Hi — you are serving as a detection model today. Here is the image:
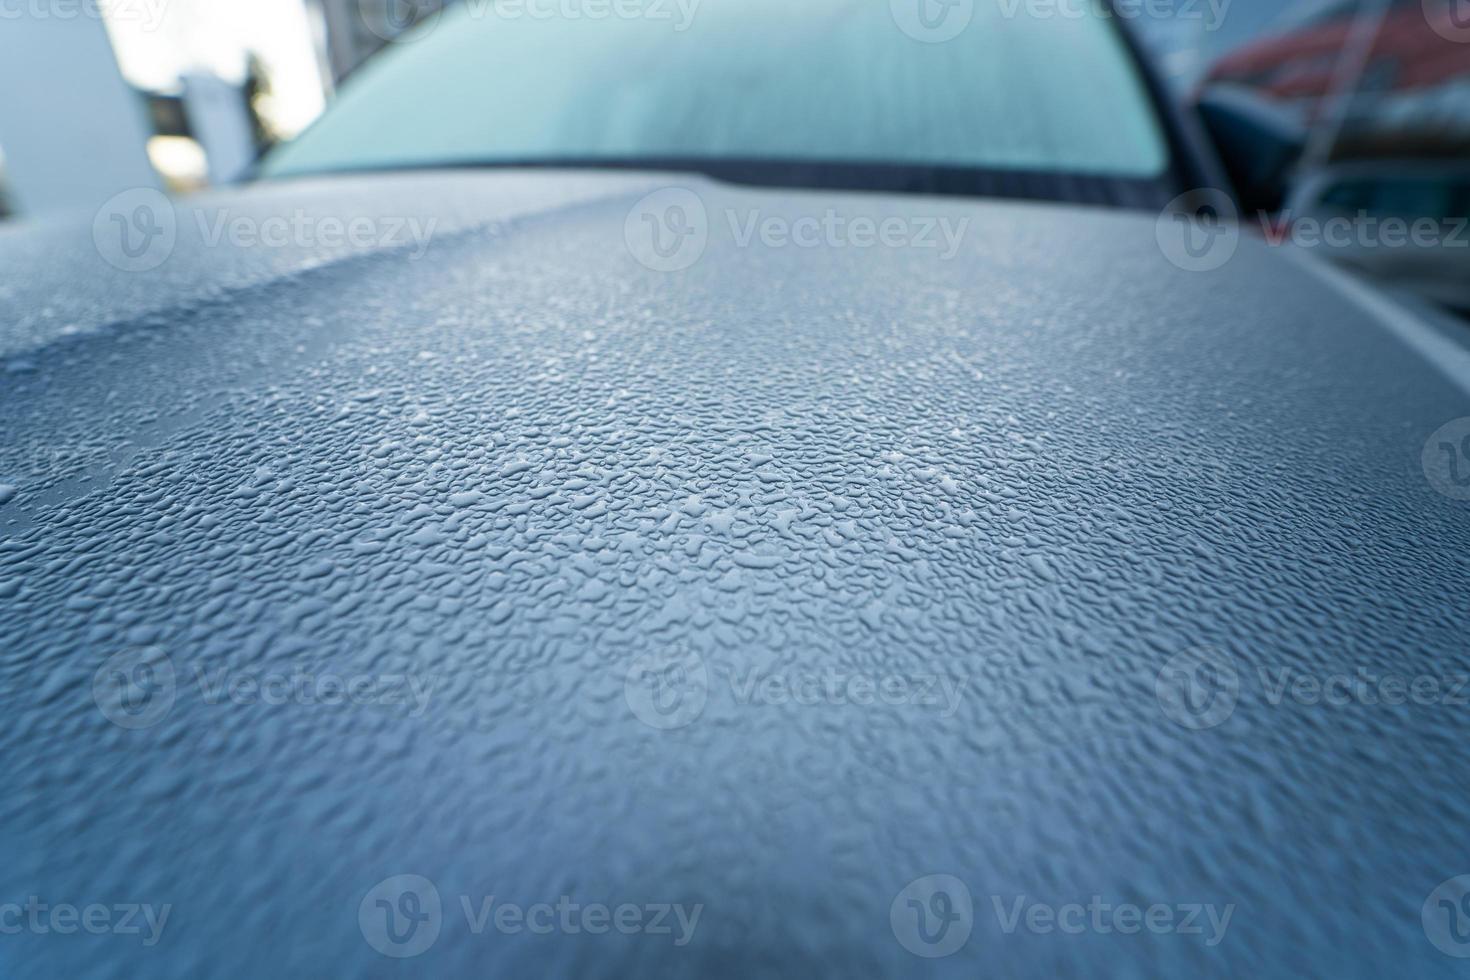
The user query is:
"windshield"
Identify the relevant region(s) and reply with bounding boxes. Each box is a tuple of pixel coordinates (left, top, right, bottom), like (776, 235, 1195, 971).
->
(263, 0, 1171, 189)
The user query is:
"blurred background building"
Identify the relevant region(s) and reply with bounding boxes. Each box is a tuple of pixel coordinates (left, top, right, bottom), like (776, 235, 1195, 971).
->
(1205, 0, 1470, 158)
(0, 0, 1466, 221)
(0, 0, 438, 217)
(309, 0, 448, 82)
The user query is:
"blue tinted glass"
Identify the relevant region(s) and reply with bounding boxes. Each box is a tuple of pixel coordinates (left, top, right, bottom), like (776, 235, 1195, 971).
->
(266, 0, 1168, 179)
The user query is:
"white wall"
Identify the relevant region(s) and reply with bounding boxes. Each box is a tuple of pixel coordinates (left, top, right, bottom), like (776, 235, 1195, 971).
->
(0, 12, 160, 217)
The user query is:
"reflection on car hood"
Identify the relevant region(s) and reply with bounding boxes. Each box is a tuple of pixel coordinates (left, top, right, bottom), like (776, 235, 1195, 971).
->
(2, 170, 1468, 978)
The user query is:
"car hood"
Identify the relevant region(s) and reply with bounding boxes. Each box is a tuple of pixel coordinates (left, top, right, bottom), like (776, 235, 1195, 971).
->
(2, 170, 1469, 978)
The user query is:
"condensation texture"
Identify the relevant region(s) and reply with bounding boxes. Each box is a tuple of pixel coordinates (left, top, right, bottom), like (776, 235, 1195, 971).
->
(1, 171, 1468, 978)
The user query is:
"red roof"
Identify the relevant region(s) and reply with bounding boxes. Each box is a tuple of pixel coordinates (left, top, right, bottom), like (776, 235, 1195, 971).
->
(1208, 7, 1470, 98)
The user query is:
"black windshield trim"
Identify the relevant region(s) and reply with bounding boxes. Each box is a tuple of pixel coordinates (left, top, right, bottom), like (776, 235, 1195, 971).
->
(256, 156, 1177, 210)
